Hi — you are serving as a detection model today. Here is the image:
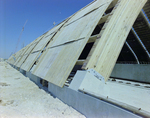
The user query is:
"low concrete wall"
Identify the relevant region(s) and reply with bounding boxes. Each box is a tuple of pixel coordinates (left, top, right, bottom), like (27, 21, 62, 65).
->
(20, 68, 26, 75)
(48, 80, 141, 118)
(26, 71, 41, 85)
(111, 64, 150, 83)
(17, 66, 143, 118)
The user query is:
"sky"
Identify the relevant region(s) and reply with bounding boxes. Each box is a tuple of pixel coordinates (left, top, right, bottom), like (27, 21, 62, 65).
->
(0, 0, 93, 59)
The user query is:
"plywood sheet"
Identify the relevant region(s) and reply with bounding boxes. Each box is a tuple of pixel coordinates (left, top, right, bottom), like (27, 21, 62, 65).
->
(14, 46, 29, 66)
(20, 35, 46, 71)
(32, 2, 112, 87)
(32, 21, 66, 52)
(21, 51, 40, 71)
(8, 54, 17, 65)
(7, 55, 15, 64)
(66, 0, 112, 25)
(33, 39, 87, 87)
(48, 3, 112, 48)
(15, 43, 37, 67)
(12, 47, 27, 65)
(83, 0, 147, 82)
(20, 21, 67, 71)
(32, 34, 53, 52)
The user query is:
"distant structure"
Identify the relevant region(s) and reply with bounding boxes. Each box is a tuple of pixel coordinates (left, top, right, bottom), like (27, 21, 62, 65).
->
(8, 0, 150, 118)
(53, 22, 56, 26)
(0, 58, 4, 62)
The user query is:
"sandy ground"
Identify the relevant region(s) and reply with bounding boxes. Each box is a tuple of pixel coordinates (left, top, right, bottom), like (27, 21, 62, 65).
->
(0, 61, 85, 118)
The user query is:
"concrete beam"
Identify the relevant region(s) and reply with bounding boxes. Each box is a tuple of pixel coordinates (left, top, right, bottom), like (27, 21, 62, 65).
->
(15, 65, 147, 118)
(48, 71, 141, 118)
(111, 64, 150, 83)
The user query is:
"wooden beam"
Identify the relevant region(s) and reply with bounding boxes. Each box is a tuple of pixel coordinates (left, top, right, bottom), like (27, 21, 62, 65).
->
(88, 13, 111, 44)
(76, 60, 85, 65)
(98, 13, 110, 25)
(82, 0, 147, 82)
(107, 0, 119, 10)
(89, 10, 149, 44)
(96, 3, 150, 34)
(88, 34, 98, 43)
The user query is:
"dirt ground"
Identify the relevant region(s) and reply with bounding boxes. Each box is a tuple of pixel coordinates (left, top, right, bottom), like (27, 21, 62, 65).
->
(0, 61, 85, 118)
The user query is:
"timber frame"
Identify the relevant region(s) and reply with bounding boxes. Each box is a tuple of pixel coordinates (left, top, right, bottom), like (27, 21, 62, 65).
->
(8, 0, 150, 86)
(7, 0, 150, 117)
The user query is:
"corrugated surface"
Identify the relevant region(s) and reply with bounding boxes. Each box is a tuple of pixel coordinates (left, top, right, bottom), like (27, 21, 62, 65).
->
(143, 0, 150, 20)
(133, 13, 150, 55)
(117, 0, 150, 63)
(118, 30, 149, 62)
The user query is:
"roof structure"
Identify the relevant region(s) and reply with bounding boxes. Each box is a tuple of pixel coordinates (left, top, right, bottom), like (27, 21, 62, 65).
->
(8, 0, 149, 87)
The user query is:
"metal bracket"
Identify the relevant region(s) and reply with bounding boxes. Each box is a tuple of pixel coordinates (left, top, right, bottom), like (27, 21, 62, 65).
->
(87, 69, 105, 82)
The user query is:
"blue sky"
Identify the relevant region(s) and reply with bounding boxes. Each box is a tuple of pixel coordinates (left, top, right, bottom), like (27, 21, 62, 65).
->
(0, 0, 93, 59)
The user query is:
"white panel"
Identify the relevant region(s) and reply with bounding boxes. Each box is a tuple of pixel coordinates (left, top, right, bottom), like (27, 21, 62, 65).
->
(79, 72, 150, 114)
(66, 0, 112, 25)
(16, 43, 37, 67)
(32, 21, 66, 52)
(48, 3, 110, 48)
(21, 52, 40, 71)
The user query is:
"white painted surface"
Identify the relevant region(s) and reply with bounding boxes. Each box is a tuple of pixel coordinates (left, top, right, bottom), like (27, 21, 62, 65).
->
(79, 71, 150, 113)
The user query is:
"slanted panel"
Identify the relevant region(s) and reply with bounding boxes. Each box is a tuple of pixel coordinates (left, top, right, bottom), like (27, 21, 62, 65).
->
(48, 0, 113, 48)
(32, 21, 66, 52)
(16, 43, 37, 67)
(14, 46, 29, 66)
(32, 1, 112, 87)
(20, 35, 45, 71)
(7, 56, 13, 63)
(8, 55, 15, 64)
(32, 35, 50, 52)
(66, 0, 112, 25)
(33, 39, 87, 86)
(12, 47, 27, 65)
(8, 54, 17, 65)
(83, 0, 147, 82)
(32, 43, 66, 79)
(21, 52, 40, 71)
(20, 21, 66, 71)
